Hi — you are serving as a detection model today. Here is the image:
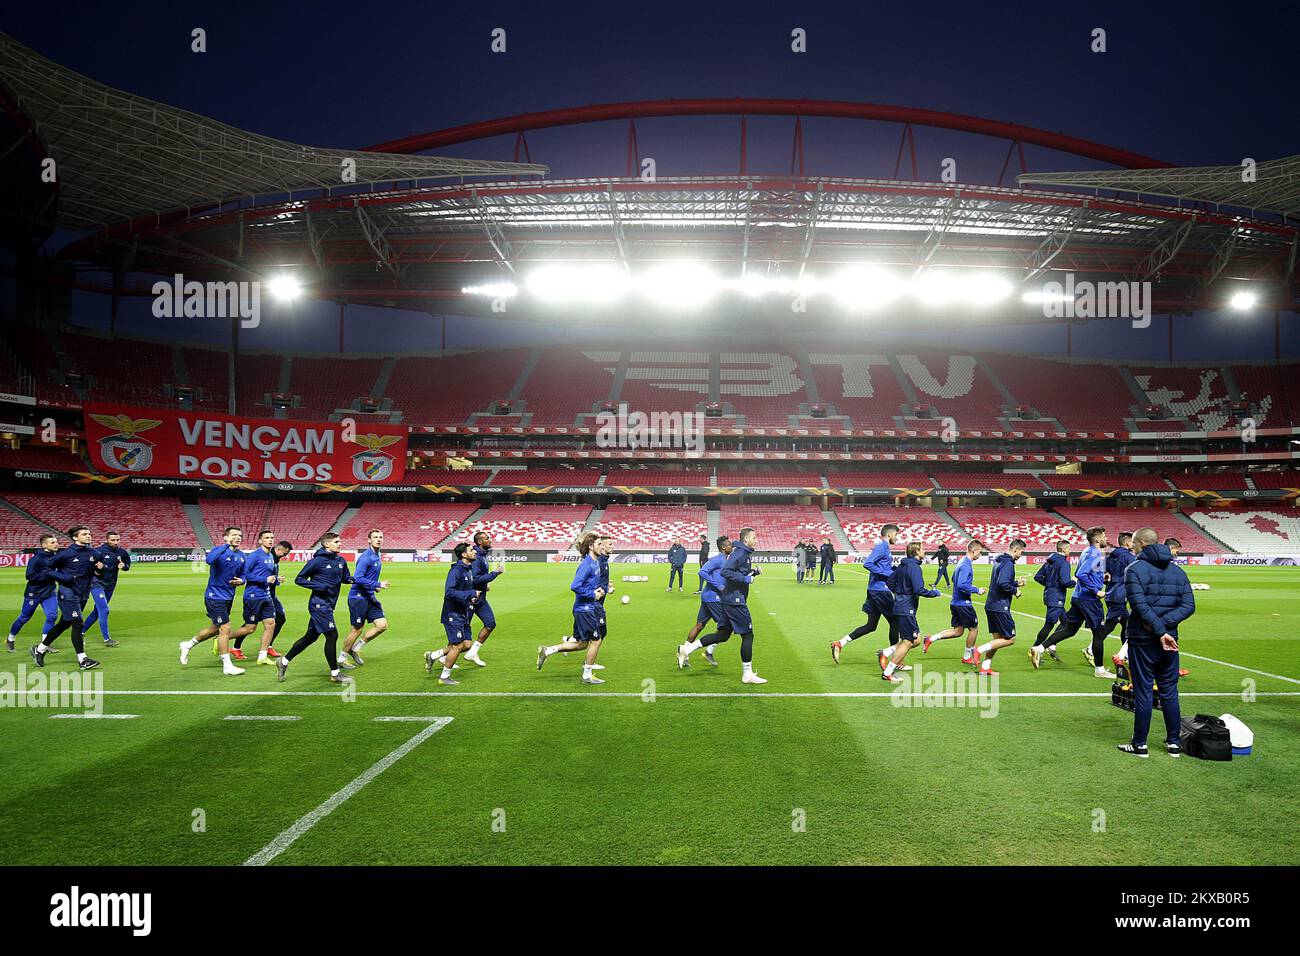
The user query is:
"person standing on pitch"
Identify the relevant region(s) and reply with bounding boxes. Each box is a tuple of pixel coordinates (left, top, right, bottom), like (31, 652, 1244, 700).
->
(7, 532, 61, 653)
(923, 538, 985, 663)
(720, 526, 767, 684)
(461, 530, 502, 667)
(276, 533, 354, 685)
(880, 541, 940, 682)
(677, 535, 734, 668)
(666, 539, 687, 592)
(694, 533, 710, 594)
(30, 525, 102, 671)
(973, 539, 1027, 677)
(425, 541, 479, 686)
(1029, 539, 1074, 668)
(341, 528, 392, 666)
(1117, 528, 1194, 759)
(793, 540, 807, 584)
(931, 542, 951, 587)
(82, 530, 129, 648)
(179, 526, 246, 675)
(819, 538, 836, 584)
(830, 523, 898, 663)
(536, 531, 609, 684)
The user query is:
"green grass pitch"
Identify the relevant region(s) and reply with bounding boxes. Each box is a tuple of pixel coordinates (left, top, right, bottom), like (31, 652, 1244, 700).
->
(1, 561, 1296, 866)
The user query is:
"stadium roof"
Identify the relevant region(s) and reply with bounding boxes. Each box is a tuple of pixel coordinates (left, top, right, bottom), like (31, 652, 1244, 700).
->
(1018, 155, 1300, 221)
(0, 31, 547, 232)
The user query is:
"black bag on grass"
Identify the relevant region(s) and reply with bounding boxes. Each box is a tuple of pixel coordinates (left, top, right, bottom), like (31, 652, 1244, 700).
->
(1180, 714, 1232, 761)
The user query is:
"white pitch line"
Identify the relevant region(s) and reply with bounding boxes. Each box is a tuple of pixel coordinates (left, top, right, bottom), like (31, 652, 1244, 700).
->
(224, 715, 301, 721)
(10, 688, 1298, 700)
(373, 715, 451, 721)
(49, 713, 138, 719)
(243, 716, 453, 867)
(839, 564, 1300, 686)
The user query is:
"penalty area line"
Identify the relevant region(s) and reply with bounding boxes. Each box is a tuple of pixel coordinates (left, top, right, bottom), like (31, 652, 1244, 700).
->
(243, 716, 453, 866)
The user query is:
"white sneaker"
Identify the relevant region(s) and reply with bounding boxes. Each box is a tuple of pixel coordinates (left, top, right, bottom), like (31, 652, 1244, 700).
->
(582, 674, 606, 685)
(1095, 667, 1117, 679)
(741, 671, 768, 685)
(179, 641, 191, 665)
(676, 644, 690, 669)
(223, 664, 246, 676)
(464, 652, 486, 667)
(590, 663, 605, 670)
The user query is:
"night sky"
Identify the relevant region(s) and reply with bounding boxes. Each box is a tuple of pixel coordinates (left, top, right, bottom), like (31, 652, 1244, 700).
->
(4, 1, 1297, 178)
(3, 1, 1297, 359)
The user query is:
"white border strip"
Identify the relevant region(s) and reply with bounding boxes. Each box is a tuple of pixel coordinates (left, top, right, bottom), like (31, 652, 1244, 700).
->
(48, 713, 138, 719)
(243, 717, 453, 866)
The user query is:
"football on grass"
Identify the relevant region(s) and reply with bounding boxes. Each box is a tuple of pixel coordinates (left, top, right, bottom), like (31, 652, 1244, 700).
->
(621, 595, 630, 605)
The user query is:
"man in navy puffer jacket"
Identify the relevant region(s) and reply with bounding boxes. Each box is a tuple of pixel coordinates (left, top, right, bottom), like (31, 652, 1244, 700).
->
(1117, 528, 1195, 759)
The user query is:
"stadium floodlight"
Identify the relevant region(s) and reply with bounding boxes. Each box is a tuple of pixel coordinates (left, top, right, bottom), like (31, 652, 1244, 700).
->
(526, 264, 628, 302)
(827, 267, 904, 310)
(267, 275, 302, 301)
(733, 273, 793, 297)
(637, 263, 720, 306)
(913, 270, 962, 307)
(1021, 288, 1076, 305)
(964, 272, 1014, 307)
(461, 281, 518, 297)
(1229, 291, 1258, 311)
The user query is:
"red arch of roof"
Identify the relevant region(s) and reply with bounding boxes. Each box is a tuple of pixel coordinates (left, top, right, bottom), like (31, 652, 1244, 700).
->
(365, 97, 1172, 170)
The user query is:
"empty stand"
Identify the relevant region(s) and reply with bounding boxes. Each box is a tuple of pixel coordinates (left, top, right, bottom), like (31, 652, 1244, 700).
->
(1248, 471, 1300, 489)
(489, 468, 603, 487)
(827, 470, 935, 488)
(603, 468, 714, 486)
(199, 499, 346, 548)
(518, 349, 616, 426)
(0, 444, 88, 472)
(717, 503, 832, 549)
(1056, 507, 1221, 554)
(806, 353, 907, 429)
(593, 504, 708, 548)
(285, 356, 384, 421)
(718, 351, 809, 426)
(1187, 507, 1300, 553)
(1038, 472, 1172, 490)
(3, 492, 196, 547)
(385, 349, 531, 426)
(896, 352, 1007, 430)
(1130, 366, 1230, 431)
(457, 504, 594, 549)
(931, 471, 1047, 490)
(949, 507, 1083, 551)
(713, 470, 823, 487)
(984, 356, 1134, 431)
(835, 507, 966, 551)
(338, 501, 478, 549)
(617, 351, 710, 414)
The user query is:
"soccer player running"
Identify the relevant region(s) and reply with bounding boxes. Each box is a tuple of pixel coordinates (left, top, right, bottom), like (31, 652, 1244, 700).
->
(719, 526, 767, 684)
(1028, 539, 1074, 668)
(425, 541, 479, 686)
(179, 526, 247, 676)
(1117, 527, 1195, 758)
(536, 531, 609, 684)
(880, 541, 940, 682)
(275, 532, 354, 685)
(341, 528, 392, 667)
(1040, 526, 1113, 678)
(231, 530, 283, 666)
(677, 534, 734, 668)
(7, 532, 61, 653)
(1099, 531, 1136, 666)
(973, 538, 1027, 677)
(30, 526, 103, 671)
(923, 539, 985, 663)
(81, 530, 129, 648)
(460, 530, 502, 667)
(830, 523, 898, 663)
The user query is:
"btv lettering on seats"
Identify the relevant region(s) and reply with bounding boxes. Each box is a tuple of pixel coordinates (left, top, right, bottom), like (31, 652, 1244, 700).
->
(49, 886, 151, 936)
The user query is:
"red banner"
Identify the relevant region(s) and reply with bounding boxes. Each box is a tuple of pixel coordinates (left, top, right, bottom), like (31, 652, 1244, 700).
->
(83, 404, 407, 484)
